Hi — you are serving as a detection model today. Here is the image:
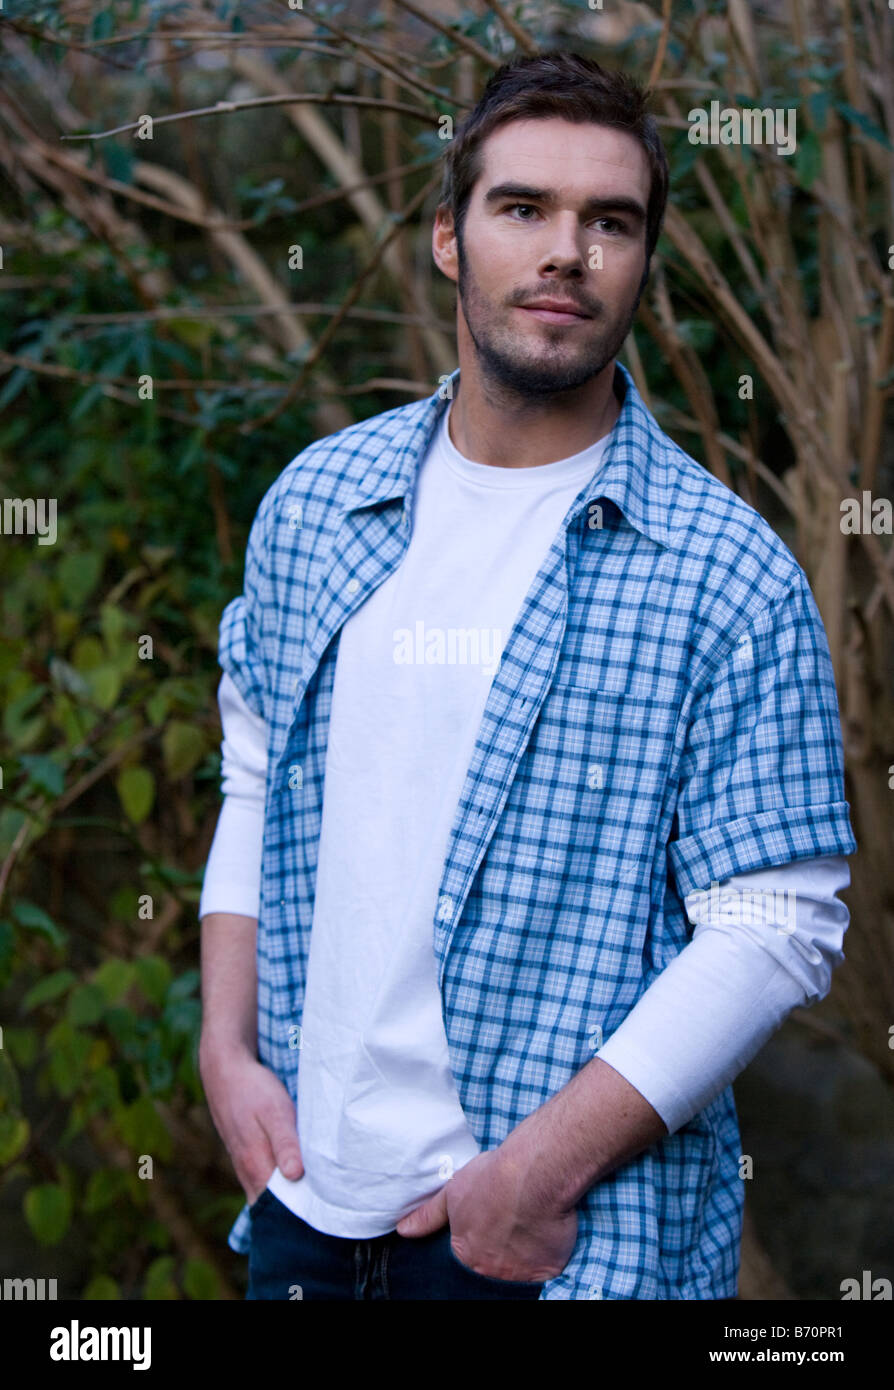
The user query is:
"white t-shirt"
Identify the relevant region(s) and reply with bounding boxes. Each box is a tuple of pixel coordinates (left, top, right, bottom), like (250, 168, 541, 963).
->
(200, 399, 850, 1236)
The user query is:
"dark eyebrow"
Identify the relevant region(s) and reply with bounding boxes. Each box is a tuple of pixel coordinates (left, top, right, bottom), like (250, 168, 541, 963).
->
(483, 183, 646, 224)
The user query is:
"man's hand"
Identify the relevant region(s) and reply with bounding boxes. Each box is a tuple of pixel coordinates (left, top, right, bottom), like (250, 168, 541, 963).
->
(395, 1146, 578, 1284)
(395, 1058, 666, 1282)
(199, 1045, 304, 1205)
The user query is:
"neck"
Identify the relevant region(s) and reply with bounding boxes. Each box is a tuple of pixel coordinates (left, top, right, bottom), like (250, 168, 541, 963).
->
(447, 357, 621, 469)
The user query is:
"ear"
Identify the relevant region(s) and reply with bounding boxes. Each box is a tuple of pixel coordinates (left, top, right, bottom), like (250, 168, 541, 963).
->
(432, 205, 459, 285)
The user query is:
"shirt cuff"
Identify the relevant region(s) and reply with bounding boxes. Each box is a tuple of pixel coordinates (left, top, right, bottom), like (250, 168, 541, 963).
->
(596, 930, 799, 1134)
(594, 856, 850, 1134)
(668, 801, 856, 899)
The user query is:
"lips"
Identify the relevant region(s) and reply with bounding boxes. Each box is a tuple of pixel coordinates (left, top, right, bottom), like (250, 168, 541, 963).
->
(518, 303, 590, 323)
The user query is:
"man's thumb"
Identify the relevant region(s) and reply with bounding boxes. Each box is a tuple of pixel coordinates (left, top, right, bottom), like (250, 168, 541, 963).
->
(269, 1124, 303, 1181)
(396, 1186, 449, 1238)
(278, 1148, 303, 1181)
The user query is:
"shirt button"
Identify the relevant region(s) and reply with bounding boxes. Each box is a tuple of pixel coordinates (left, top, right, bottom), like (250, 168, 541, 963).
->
(436, 894, 454, 923)
(346, 577, 360, 595)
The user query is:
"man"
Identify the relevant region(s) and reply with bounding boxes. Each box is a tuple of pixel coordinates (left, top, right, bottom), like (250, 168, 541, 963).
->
(199, 50, 856, 1300)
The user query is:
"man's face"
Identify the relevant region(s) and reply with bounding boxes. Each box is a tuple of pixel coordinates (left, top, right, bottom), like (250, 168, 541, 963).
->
(435, 118, 651, 399)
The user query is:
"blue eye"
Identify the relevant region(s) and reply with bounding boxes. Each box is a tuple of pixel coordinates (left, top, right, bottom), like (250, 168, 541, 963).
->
(505, 205, 628, 234)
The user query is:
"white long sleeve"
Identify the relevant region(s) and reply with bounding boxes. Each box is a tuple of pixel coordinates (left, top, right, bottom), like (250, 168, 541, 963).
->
(199, 672, 851, 1133)
(595, 854, 849, 1132)
(198, 673, 268, 920)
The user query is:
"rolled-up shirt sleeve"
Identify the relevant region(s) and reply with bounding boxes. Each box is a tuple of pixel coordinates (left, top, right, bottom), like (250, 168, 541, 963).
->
(599, 569, 857, 1135)
(668, 570, 856, 896)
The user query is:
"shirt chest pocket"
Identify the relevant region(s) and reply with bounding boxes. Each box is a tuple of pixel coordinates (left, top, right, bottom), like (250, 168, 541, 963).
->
(491, 682, 680, 879)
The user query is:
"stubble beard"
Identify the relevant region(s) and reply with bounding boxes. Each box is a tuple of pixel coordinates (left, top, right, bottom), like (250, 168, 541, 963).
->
(455, 234, 644, 406)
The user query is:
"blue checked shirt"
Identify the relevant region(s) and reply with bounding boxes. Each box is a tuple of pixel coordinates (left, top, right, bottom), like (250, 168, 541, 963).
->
(215, 363, 856, 1298)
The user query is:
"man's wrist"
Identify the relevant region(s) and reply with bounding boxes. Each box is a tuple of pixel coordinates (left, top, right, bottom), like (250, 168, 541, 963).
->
(498, 1057, 668, 1213)
(497, 1089, 608, 1215)
(198, 1031, 257, 1075)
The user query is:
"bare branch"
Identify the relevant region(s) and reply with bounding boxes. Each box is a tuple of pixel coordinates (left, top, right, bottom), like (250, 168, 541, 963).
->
(60, 92, 439, 142)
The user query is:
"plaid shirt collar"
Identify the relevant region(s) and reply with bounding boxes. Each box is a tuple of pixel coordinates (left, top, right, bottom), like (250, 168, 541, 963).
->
(338, 362, 672, 550)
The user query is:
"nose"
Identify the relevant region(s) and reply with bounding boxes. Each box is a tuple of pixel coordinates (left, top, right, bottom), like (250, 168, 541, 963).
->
(536, 213, 587, 276)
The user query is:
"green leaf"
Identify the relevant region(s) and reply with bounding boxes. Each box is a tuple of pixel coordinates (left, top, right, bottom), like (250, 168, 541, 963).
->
(0, 368, 31, 413)
(116, 765, 155, 824)
(0, 1050, 20, 1106)
(19, 753, 65, 797)
(104, 1007, 140, 1057)
(72, 635, 106, 671)
(834, 102, 893, 150)
(145, 689, 169, 727)
(90, 8, 115, 41)
(100, 603, 129, 650)
(162, 720, 206, 779)
(46, 1020, 93, 1096)
(3, 1026, 39, 1067)
(0, 1114, 29, 1164)
(110, 885, 139, 920)
(83, 1274, 121, 1299)
(144, 1049, 174, 1093)
(59, 551, 104, 607)
(85, 1063, 119, 1112)
(24, 1183, 72, 1245)
(143, 1255, 179, 1300)
(146, 860, 200, 889)
(118, 1094, 172, 1160)
(183, 1258, 222, 1300)
(13, 900, 67, 949)
(134, 956, 172, 1008)
(168, 969, 199, 1000)
(67, 982, 107, 1026)
(806, 89, 831, 133)
(164, 997, 200, 1037)
(22, 969, 77, 1011)
(101, 142, 133, 187)
(93, 958, 136, 1002)
(677, 319, 716, 352)
(59, 1098, 87, 1146)
(793, 129, 822, 189)
(70, 382, 106, 425)
(4, 683, 49, 746)
(84, 1168, 128, 1214)
(0, 919, 15, 986)
(168, 320, 214, 350)
(87, 664, 122, 710)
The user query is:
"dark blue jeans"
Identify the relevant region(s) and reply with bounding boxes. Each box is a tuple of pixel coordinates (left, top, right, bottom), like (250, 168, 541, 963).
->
(246, 1188, 544, 1300)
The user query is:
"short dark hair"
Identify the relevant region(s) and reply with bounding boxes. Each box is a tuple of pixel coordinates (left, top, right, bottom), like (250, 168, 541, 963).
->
(437, 50, 669, 273)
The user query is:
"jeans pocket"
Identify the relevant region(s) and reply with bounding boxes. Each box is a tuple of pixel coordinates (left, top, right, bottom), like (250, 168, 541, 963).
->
(249, 1187, 275, 1218)
(447, 1238, 543, 1288)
